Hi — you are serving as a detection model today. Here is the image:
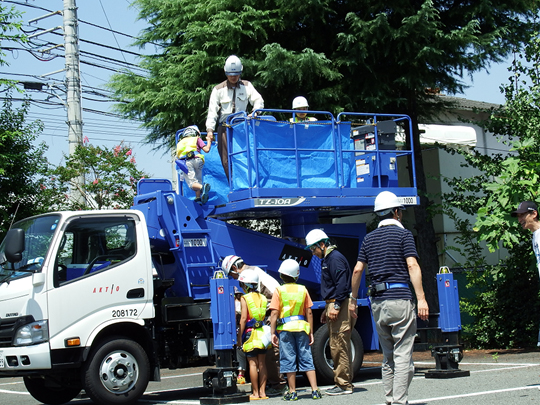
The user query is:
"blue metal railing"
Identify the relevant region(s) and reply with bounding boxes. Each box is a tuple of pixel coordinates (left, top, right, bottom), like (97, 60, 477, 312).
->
(224, 109, 416, 198)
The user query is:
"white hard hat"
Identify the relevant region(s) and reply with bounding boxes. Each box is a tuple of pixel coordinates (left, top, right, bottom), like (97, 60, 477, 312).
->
(224, 55, 243, 76)
(238, 269, 259, 285)
(374, 191, 404, 216)
(292, 96, 309, 109)
(278, 259, 300, 278)
(305, 229, 329, 248)
(221, 255, 242, 275)
(182, 125, 200, 138)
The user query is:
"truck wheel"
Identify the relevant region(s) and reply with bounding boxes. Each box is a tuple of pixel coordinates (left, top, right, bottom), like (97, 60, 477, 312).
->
(312, 324, 364, 385)
(23, 376, 81, 405)
(83, 337, 150, 405)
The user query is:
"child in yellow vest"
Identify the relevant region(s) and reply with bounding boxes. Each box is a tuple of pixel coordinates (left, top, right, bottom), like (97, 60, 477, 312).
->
(234, 286, 247, 384)
(269, 259, 322, 400)
(238, 269, 271, 400)
(175, 125, 213, 204)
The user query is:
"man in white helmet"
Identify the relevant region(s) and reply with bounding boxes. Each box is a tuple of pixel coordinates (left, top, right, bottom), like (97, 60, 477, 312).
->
(222, 255, 279, 300)
(289, 96, 317, 123)
(349, 191, 429, 405)
(205, 55, 264, 180)
(221, 254, 287, 396)
(305, 229, 355, 395)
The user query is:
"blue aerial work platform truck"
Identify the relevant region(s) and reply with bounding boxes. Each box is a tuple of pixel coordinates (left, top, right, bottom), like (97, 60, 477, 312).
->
(0, 109, 463, 405)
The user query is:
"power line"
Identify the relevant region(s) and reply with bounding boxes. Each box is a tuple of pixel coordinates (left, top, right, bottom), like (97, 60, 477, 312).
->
(80, 49, 146, 71)
(98, 0, 128, 63)
(3, 0, 54, 14)
(33, 29, 146, 58)
(4, 0, 162, 48)
(2, 45, 147, 73)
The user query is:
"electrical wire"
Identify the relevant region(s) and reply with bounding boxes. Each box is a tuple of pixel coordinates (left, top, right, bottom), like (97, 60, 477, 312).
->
(3, 0, 162, 47)
(2, 45, 148, 74)
(98, 0, 128, 63)
(2, 1, 169, 155)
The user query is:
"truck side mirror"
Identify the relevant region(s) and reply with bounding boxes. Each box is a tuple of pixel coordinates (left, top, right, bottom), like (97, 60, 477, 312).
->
(4, 228, 25, 263)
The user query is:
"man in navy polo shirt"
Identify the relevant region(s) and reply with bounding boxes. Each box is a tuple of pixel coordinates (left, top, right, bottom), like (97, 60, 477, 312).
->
(305, 229, 355, 395)
(349, 191, 429, 405)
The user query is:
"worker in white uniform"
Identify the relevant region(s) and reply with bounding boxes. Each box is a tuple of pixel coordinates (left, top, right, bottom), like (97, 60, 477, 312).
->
(205, 55, 264, 180)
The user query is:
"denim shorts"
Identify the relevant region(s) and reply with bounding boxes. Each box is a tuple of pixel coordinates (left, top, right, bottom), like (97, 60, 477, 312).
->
(278, 331, 315, 373)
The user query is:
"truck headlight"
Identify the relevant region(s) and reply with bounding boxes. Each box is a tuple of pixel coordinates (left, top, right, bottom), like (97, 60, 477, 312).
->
(13, 320, 49, 346)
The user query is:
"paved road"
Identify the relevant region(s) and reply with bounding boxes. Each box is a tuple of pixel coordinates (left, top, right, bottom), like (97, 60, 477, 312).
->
(1, 350, 539, 404)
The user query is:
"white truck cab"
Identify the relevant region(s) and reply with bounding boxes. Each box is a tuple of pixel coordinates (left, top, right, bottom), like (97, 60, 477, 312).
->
(0, 210, 155, 404)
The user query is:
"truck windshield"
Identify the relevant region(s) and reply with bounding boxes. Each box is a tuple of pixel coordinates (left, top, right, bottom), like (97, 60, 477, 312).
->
(0, 214, 61, 282)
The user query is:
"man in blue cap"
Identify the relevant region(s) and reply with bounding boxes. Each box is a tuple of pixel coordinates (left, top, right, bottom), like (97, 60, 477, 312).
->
(511, 200, 540, 345)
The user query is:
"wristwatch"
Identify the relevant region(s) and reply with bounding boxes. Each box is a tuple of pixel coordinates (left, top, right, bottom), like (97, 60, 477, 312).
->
(333, 302, 341, 310)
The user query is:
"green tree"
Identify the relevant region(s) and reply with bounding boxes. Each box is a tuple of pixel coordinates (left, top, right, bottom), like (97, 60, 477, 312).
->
(109, 0, 537, 307)
(0, 4, 26, 88)
(443, 33, 540, 348)
(50, 142, 148, 210)
(0, 92, 60, 238)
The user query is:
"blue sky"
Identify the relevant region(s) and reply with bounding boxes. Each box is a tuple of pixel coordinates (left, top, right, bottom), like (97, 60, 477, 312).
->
(3, 0, 174, 180)
(3, 1, 513, 182)
(461, 59, 511, 105)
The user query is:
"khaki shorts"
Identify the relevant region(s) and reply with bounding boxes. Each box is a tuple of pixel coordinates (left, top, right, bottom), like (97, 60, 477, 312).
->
(185, 157, 204, 188)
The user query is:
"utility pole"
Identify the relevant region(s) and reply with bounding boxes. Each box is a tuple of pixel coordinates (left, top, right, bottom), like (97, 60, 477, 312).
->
(63, 0, 85, 205)
(26, 1, 86, 205)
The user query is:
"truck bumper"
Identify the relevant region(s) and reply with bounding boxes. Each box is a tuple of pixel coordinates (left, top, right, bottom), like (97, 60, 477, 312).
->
(0, 343, 51, 376)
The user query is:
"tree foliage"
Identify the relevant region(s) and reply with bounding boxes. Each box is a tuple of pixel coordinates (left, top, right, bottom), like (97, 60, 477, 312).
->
(0, 4, 26, 88)
(50, 141, 148, 210)
(110, 0, 536, 144)
(0, 92, 58, 238)
(443, 32, 540, 348)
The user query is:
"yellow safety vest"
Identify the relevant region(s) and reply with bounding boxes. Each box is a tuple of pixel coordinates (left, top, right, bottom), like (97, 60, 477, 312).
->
(242, 292, 270, 352)
(289, 116, 317, 123)
(277, 284, 310, 335)
(176, 137, 205, 162)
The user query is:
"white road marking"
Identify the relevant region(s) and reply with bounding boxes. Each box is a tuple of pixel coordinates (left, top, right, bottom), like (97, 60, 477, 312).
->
(0, 381, 23, 386)
(141, 401, 199, 404)
(409, 385, 540, 403)
(161, 372, 203, 379)
(0, 388, 30, 395)
(471, 364, 539, 373)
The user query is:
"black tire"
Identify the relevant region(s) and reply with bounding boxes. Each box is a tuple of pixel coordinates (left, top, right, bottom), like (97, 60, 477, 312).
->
(23, 376, 81, 405)
(83, 336, 150, 405)
(312, 324, 364, 385)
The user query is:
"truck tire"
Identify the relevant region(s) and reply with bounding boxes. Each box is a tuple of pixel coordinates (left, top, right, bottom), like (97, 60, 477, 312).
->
(83, 336, 150, 405)
(312, 324, 364, 385)
(23, 376, 81, 405)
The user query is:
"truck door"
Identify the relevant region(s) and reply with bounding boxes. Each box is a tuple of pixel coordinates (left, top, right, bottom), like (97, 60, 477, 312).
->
(46, 214, 152, 353)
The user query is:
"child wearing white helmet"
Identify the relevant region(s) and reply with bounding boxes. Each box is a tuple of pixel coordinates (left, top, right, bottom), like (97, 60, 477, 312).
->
(237, 269, 270, 400)
(290, 96, 317, 123)
(269, 259, 322, 400)
(175, 124, 212, 204)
